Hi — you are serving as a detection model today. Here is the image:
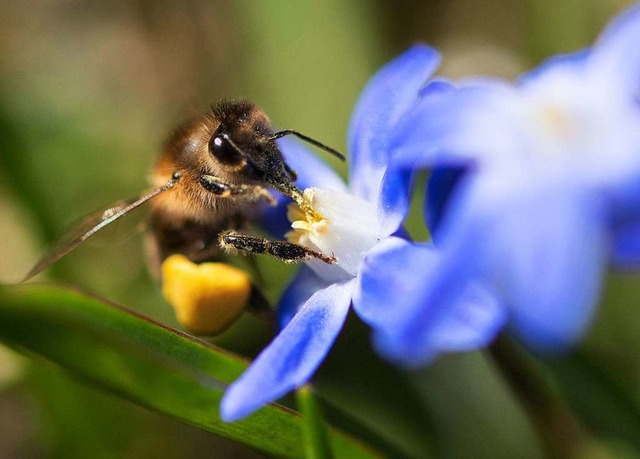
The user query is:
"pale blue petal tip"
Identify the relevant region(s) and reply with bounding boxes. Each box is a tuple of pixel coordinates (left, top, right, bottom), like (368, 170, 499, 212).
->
(219, 281, 355, 421)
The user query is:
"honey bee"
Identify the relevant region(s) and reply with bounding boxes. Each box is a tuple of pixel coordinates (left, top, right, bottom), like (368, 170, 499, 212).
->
(24, 99, 342, 333)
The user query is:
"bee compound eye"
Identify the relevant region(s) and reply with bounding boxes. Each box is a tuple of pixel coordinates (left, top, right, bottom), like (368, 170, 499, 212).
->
(208, 133, 243, 167)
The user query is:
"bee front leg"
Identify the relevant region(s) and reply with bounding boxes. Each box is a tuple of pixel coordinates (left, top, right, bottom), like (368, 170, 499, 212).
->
(219, 231, 336, 264)
(200, 175, 276, 205)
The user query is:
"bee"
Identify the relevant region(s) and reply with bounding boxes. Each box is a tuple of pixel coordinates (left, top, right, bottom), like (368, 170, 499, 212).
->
(24, 99, 343, 334)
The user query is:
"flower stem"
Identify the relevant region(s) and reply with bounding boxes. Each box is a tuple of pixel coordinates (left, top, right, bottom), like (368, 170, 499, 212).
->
(487, 334, 588, 459)
(295, 384, 333, 459)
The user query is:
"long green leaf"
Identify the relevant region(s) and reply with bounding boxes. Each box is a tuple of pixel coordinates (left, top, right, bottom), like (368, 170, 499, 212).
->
(0, 283, 377, 459)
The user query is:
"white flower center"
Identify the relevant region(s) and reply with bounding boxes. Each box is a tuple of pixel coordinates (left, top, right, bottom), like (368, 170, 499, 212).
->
(516, 67, 640, 180)
(537, 104, 576, 145)
(286, 188, 384, 280)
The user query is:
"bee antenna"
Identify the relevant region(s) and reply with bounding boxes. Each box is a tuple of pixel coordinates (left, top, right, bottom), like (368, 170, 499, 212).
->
(221, 133, 251, 160)
(270, 130, 346, 162)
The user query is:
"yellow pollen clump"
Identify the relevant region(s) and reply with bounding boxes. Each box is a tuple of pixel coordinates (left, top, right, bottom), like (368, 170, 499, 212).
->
(161, 254, 252, 335)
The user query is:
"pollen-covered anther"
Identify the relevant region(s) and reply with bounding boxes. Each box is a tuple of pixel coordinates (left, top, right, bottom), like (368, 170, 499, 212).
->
(287, 187, 384, 277)
(290, 187, 325, 222)
(286, 189, 329, 246)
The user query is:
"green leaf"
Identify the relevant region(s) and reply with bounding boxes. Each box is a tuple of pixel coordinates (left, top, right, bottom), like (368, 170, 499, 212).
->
(0, 283, 377, 459)
(543, 351, 640, 454)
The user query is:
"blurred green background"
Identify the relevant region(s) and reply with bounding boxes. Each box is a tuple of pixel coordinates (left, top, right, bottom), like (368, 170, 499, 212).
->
(0, 0, 638, 457)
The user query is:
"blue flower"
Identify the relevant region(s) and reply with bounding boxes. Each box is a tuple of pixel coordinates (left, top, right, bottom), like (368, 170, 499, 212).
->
(220, 45, 505, 421)
(384, 4, 640, 357)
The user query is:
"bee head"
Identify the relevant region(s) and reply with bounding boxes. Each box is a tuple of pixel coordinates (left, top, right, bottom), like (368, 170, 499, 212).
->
(207, 100, 301, 200)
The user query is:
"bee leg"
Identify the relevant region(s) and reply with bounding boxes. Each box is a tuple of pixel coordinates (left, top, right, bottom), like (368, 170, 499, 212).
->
(200, 175, 276, 205)
(220, 231, 336, 264)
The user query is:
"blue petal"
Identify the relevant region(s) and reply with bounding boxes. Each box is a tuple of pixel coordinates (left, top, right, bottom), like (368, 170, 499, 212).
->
(504, 195, 607, 352)
(612, 218, 640, 268)
(353, 237, 438, 330)
(392, 78, 523, 169)
(277, 266, 329, 331)
(374, 281, 505, 368)
(408, 283, 505, 353)
(377, 79, 460, 235)
(278, 136, 347, 191)
(418, 77, 455, 98)
(517, 49, 590, 86)
(425, 166, 466, 237)
(353, 237, 505, 368)
(348, 45, 440, 201)
(220, 279, 355, 422)
(589, 3, 640, 96)
(259, 137, 346, 238)
(609, 173, 640, 268)
(377, 165, 415, 236)
(433, 172, 608, 352)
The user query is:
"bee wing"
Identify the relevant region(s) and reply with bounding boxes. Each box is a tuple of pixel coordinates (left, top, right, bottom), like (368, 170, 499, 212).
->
(22, 175, 180, 282)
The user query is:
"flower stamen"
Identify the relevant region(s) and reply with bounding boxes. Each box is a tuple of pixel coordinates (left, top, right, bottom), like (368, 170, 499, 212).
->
(289, 188, 324, 222)
(286, 189, 328, 246)
(286, 187, 384, 278)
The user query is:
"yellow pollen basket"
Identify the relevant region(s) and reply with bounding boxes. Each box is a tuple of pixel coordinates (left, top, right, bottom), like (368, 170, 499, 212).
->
(161, 254, 252, 335)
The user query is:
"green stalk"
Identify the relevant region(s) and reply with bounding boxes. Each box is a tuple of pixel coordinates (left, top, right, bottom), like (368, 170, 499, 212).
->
(296, 385, 334, 459)
(487, 335, 588, 459)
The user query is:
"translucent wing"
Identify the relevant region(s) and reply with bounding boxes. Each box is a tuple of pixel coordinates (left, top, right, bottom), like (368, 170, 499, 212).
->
(22, 174, 180, 282)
